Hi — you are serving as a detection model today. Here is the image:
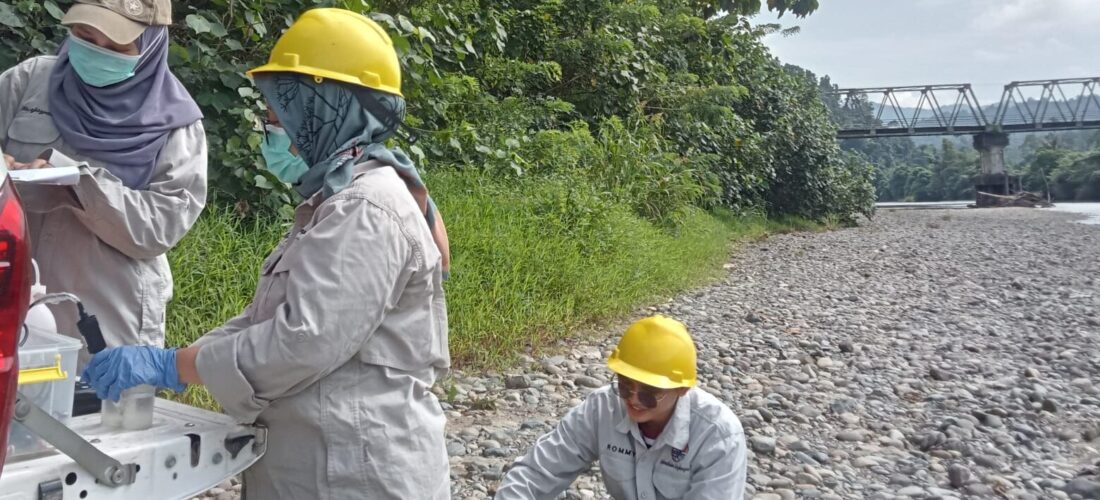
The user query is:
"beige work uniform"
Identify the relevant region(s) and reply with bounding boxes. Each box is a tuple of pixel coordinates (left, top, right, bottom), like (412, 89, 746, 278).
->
(193, 163, 451, 500)
(0, 56, 208, 356)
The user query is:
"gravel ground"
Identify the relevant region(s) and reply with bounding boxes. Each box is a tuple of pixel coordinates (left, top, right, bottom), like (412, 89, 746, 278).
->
(199, 208, 1100, 499)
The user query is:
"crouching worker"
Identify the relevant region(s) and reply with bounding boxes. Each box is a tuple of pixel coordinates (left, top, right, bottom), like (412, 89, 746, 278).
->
(496, 316, 747, 500)
(80, 8, 451, 499)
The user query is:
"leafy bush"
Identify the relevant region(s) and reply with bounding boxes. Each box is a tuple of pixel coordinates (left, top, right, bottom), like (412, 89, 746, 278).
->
(1051, 152, 1100, 201)
(4, 0, 877, 377)
(1, 0, 873, 221)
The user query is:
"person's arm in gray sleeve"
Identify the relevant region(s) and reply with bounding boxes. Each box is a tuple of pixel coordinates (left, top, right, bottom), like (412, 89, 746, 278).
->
(0, 58, 35, 141)
(193, 197, 414, 423)
(495, 393, 602, 500)
(684, 429, 747, 499)
(54, 121, 208, 259)
(190, 304, 256, 348)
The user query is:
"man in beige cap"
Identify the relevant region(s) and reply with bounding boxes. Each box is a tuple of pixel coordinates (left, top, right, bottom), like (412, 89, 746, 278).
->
(1, 0, 207, 367)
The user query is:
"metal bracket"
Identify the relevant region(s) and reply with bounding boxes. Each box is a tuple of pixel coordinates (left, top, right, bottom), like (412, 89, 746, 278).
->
(38, 479, 63, 500)
(13, 391, 138, 488)
(223, 432, 256, 460)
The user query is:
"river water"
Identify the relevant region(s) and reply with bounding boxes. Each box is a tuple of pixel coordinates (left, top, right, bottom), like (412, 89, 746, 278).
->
(877, 201, 1100, 225)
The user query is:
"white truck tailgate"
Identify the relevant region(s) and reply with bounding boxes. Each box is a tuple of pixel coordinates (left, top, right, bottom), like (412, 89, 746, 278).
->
(1, 399, 265, 500)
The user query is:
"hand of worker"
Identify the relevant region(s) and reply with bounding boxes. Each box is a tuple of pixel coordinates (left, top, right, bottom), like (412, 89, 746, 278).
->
(10, 158, 48, 170)
(82, 346, 187, 401)
(3, 154, 48, 170)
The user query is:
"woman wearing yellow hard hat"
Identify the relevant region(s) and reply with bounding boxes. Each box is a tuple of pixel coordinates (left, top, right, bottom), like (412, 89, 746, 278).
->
(82, 8, 452, 499)
(497, 316, 748, 499)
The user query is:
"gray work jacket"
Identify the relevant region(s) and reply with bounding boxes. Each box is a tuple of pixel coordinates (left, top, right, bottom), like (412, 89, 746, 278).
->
(193, 163, 451, 499)
(497, 386, 747, 500)
(0, 56, 207, 355)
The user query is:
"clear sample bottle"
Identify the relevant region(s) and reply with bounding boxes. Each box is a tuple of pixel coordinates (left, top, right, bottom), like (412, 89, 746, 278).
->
(101, 385, 155, 430)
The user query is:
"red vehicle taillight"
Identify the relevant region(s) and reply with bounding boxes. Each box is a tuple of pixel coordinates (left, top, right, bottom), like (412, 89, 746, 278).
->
(0, 174, 31, 471)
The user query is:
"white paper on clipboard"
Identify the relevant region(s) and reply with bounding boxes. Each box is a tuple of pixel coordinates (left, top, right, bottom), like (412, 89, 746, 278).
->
(10, 166, 81, 185)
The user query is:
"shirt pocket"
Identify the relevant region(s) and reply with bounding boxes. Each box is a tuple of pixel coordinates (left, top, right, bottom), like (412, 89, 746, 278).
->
(599, 451, 637, 482)
(7, 111, 60, 146)
(654, 469, 691, 499)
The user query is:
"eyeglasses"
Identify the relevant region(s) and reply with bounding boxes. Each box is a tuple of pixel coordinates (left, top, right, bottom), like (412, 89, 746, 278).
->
(612, 375, 670, 410)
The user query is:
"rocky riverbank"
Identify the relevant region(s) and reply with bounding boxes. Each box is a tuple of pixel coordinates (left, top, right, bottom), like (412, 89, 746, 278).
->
(445, 208, 1100, 500)
(198, 207, 1100, 499)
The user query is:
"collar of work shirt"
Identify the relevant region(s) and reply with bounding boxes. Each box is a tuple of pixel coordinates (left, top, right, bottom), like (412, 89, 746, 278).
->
(615, 389, 693, 451)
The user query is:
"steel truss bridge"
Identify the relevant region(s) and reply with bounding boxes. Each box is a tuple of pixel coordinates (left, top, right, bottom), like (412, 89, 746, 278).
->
(828, 78, 1100, 139)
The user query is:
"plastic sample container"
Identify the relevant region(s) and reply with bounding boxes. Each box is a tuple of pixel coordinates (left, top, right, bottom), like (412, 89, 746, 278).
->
(6, 327, 81, 460)
(101, 385, 155, 430)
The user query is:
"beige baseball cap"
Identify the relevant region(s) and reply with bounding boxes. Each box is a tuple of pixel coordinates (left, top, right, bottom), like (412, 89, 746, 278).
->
(61, 0, 172, 45)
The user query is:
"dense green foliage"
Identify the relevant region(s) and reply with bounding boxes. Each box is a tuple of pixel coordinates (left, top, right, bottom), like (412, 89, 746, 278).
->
(840, 131, 1100, 202)
(3, 0, 870, 376)
(1016, 133, 1100, 201)
(0, 0, 869, 221)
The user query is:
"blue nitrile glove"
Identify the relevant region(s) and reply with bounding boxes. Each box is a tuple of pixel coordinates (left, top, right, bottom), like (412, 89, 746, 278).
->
(81, 346, 187, 401)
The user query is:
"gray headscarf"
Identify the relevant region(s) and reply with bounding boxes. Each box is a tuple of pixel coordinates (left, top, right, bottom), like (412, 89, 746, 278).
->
(254, 73, 414, 199)
(254, 73, 451, 275)
(48, 27, 203, 189)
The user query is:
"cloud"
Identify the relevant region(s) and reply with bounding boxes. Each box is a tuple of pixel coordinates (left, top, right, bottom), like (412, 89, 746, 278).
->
(972, 48, 1012, 63)
(975, 0, 1100, 33)
(757, 0, 1099, 105)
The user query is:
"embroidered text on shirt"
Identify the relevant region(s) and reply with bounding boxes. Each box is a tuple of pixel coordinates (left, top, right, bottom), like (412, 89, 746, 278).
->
(606, 443, 635, 457)
(20, 106, 50, 116)
(660, 460, 691, 473)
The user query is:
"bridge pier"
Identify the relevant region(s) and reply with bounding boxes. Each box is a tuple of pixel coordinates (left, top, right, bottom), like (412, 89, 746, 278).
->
(973, 132, 1008, 175)
(972, 132, 1020, 205)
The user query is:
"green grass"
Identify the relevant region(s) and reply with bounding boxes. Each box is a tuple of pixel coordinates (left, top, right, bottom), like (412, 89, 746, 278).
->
(434, 171, 763, 366)
(164, 173, 821, 407)
(164, 205, 286, 407)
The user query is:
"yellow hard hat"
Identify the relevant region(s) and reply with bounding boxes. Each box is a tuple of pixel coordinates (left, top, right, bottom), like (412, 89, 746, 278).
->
(248, 8, 402, 97)
(607, 316, 697, 389)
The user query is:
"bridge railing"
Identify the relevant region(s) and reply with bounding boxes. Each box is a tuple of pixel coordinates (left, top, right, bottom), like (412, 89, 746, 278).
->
(827, 77, 1100, 138)
(993, 78, 1100, 133)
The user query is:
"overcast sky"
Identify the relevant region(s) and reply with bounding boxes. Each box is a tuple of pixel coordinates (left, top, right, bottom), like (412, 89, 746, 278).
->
(755, 0, 1100, 105)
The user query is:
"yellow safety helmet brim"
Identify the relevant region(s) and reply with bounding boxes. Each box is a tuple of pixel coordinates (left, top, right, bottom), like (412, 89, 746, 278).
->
(247, 64, 403, 98)
(608, 356, 694, 390)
